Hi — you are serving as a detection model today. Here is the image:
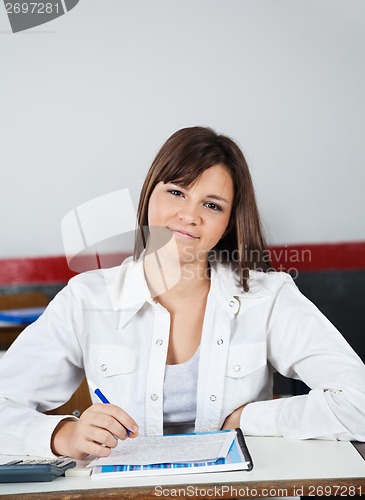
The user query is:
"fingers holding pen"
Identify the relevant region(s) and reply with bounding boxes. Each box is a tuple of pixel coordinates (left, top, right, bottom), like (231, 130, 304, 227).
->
(90, 403, 139, 440)
(51, 403, 139, 459)
(88, 382, 139, 439)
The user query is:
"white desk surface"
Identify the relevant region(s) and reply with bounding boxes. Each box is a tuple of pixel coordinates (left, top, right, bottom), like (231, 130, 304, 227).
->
(0, 437, 364, 496)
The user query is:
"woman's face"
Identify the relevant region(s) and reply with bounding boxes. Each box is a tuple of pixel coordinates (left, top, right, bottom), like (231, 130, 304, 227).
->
(147, 164, 234, 265)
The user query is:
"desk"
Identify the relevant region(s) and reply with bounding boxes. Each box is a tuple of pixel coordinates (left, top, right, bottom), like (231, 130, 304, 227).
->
(0, 307, 45, 326)
(0, 307, 45, 347)
(0, 290, 48, 348)
(0, 437, 364, 499)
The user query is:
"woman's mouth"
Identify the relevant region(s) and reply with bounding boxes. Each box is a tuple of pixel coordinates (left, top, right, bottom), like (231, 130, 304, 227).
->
(168, 227, 200, 240)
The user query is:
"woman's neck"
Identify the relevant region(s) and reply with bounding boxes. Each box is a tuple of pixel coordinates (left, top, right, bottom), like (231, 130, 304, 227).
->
(143, 251, 210, 309)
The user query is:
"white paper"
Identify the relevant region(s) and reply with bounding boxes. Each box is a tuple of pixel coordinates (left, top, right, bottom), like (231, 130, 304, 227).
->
(88, 430, 236, 467)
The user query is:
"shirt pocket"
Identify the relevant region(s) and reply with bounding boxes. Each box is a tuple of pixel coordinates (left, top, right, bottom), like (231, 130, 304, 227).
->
(92, 344, 137, 378)
(226, 342, 267, 378)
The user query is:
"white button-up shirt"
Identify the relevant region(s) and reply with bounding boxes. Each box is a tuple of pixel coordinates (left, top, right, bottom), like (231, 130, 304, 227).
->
(0, 256, 364, 457)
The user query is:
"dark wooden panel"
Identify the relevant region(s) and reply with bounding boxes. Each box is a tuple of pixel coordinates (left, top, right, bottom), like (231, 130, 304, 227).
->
(1, 477, 364, 499)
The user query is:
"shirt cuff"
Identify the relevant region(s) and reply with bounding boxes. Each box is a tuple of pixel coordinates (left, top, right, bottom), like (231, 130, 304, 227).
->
(24, 414, 78, 457)
(240, 398, 285, 437)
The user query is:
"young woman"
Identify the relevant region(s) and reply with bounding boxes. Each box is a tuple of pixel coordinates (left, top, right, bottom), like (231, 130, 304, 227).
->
(0, 126, 364, 460)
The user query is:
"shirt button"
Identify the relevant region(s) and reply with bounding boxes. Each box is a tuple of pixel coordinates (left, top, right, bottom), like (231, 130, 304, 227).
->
(229, 300, 235, 307)
(151, 393, 159, 401)
(210, 395, 217, 402)
(234, 364, 241, 372)
(217, 339, 223, 345)
(100, 364, 107, 372)
(156, 339, 163, 346)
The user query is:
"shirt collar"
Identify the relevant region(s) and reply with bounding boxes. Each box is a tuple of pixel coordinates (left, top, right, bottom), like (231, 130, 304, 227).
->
(210, 261, 273, 299)
(106, 254, 152, 327)
(108, 256, 273, 328)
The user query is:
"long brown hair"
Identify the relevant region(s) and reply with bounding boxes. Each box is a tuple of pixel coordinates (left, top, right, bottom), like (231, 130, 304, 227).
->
(134, 126, 270, 291)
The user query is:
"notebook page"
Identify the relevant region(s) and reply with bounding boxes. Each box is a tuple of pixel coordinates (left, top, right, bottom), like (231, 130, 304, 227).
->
(88, 430, 236, 467)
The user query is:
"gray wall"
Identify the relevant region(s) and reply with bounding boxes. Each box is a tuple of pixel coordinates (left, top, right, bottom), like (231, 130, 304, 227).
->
(1, 0, 364, 257)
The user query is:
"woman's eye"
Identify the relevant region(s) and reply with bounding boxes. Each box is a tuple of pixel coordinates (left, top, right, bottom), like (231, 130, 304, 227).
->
(168, 189, 183, 197)
(205, 202, 222, 211)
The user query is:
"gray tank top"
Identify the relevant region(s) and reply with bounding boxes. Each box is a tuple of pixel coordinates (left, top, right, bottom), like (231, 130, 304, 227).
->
(163, 348, 200, 435)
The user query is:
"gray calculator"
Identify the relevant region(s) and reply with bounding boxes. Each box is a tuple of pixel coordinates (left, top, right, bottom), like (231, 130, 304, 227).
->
(0, 457, 76, 482)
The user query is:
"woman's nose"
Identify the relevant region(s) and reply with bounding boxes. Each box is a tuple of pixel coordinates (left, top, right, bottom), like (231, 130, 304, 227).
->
(177, 206, 201, 225)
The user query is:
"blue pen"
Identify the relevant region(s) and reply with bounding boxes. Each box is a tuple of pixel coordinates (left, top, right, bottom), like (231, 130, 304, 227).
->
(94, 387, 110, 404)
(89, 381, 131, 436)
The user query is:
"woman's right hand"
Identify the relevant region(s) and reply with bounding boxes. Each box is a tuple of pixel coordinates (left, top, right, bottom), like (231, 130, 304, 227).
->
(51, 403, 139, 459)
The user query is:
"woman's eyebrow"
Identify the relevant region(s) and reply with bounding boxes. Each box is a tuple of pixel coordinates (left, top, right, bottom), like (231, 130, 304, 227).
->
(167, 182, 229, 204)
(205, 194, 229, 204)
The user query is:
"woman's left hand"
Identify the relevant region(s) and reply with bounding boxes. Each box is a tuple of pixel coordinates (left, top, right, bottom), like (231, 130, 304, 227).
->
(221, 404, 247, 430)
